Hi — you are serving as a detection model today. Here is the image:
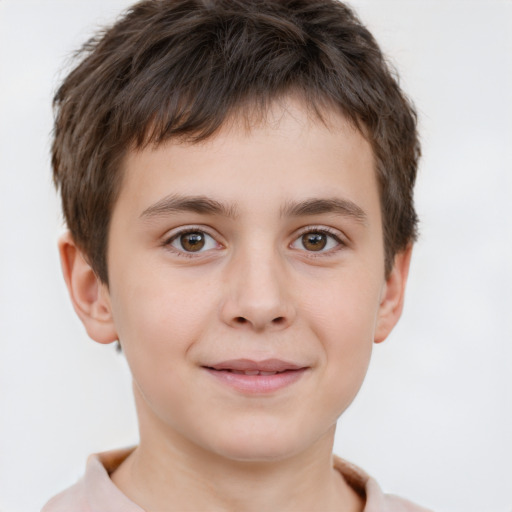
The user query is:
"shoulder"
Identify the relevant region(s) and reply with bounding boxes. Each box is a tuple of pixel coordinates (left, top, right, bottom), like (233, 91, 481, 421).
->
(41, 448, 141, 512)
(333, 455, 434, 512)
(380, 493, 434, 512)
(41, 479, 88, 512)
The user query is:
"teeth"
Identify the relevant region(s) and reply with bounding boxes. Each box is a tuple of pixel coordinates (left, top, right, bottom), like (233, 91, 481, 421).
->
(228, 370, 279, 376)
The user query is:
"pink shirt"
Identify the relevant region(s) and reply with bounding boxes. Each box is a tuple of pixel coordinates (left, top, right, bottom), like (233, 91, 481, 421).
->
(42, 448, 432, 511)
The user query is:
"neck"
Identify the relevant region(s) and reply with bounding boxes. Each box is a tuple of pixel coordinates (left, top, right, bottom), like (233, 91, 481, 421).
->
(111, 388, 363, 512)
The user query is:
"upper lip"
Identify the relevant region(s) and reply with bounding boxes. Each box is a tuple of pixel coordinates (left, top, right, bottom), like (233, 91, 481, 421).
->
(205, 359, 306, 372)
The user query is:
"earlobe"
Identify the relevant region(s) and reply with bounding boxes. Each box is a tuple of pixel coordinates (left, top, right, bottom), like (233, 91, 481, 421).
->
(374, 245, 413, 344)
(58, 231, 118, 344)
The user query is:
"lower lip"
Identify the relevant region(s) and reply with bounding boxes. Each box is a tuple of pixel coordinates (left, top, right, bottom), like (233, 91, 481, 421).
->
(204, 368, 307, 394)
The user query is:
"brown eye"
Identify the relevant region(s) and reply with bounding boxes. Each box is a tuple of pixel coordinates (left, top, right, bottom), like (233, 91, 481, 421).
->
(301, 232, 327, 251)
(290, 229, 342, 254)
(180, 232, 206, 252)
(168, 229, 219, 255)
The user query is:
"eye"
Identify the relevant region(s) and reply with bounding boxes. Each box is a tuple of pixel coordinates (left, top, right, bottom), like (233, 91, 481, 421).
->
(167, 229, 219, 254)
(290, 229, 343, 253)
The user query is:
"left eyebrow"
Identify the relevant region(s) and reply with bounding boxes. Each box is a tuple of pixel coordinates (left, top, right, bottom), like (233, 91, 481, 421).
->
(280, 198, 368, 225)
(140, 194, 239, 220)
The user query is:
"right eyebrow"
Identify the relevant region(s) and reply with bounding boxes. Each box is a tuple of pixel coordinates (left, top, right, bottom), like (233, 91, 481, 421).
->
(140, 194, 239, 220)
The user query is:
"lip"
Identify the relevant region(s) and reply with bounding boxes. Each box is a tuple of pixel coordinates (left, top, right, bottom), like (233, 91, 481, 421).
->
(203, 359, 309, 394)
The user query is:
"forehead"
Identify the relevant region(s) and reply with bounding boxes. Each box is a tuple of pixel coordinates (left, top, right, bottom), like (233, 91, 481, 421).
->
(115, 97, 379, 222)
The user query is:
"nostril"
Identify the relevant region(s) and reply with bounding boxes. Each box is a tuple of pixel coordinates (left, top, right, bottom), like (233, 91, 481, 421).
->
(232, 316, 286, 327)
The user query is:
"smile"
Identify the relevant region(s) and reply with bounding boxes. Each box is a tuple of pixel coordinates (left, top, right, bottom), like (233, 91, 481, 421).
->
(203, 359, 308, 394)
(220, 369, 285, 376)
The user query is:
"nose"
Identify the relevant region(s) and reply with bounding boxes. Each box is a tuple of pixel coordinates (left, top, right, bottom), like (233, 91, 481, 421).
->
(220, 246, 296, 332)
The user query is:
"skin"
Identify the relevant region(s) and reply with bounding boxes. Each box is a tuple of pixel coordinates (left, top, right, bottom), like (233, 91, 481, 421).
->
(59, 97, 412, 511)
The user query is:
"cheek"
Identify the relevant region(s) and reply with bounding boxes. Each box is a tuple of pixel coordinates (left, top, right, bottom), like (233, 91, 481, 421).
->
(302, 272, 381, 346)
(113, 254, 213, 333)
(109, 266, 218, 379)
(110, 276, 218, 425)
(300, 275, 380, 406)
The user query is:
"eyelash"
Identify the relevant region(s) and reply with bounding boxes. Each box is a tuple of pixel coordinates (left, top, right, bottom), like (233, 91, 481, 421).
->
(163, 227, 221, 259)
(291, 226, 346, 256)
(162, 225, 346, 258)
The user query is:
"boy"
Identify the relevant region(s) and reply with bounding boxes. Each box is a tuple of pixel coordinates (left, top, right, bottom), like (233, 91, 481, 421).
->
(43, 0, 431, 510)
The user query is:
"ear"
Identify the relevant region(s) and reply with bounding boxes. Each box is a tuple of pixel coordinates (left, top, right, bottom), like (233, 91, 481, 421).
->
(58, 231, 118, 344)
(374, 245, 413, 344)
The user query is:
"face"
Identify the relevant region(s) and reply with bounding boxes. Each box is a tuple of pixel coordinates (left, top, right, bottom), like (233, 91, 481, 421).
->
(103, 99, 396, 461)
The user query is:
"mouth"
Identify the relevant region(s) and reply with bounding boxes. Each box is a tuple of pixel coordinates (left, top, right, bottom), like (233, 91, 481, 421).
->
(202, 359, 308, 394)
(209, 369, 289, 376)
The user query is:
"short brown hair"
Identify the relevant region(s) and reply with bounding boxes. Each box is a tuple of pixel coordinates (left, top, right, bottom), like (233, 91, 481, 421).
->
(52, 0, 420, 283)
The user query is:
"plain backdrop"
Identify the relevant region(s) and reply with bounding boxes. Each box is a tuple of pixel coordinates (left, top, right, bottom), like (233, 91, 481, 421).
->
(0, 1, 511, 511)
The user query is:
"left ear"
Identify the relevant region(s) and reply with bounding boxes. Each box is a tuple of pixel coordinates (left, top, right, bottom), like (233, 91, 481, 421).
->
(374, 245, 413, 344)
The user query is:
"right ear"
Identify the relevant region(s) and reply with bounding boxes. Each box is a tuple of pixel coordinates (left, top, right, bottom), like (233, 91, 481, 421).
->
(58, 231, 118, 344)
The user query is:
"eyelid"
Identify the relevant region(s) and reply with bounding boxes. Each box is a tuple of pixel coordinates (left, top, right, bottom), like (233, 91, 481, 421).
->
(160, 224, 347, 258)
(290, 225, 347, 254)
(162, 225, 224, 256)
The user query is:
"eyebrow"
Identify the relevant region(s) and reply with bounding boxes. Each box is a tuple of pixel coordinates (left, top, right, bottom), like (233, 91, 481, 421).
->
(140, 194, 239, 219)
(280, 198, 367, 224)
(140, 194, 367, 225)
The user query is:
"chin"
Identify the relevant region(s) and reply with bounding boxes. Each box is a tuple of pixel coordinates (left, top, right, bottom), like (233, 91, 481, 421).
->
(215, 441, 300, 463)
(205, 419, 318, 463)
